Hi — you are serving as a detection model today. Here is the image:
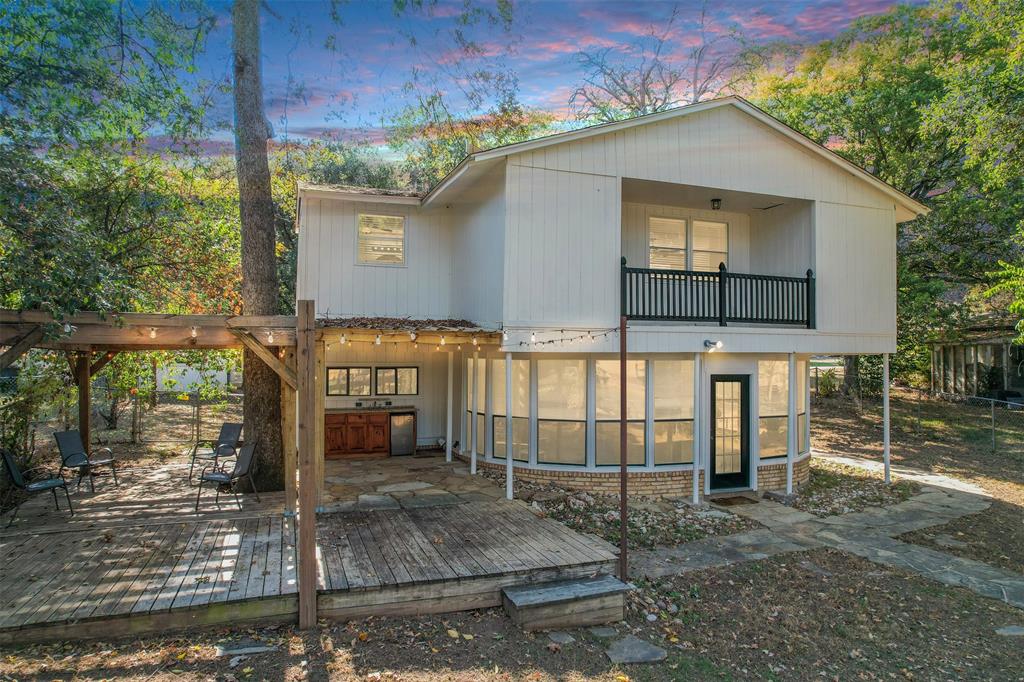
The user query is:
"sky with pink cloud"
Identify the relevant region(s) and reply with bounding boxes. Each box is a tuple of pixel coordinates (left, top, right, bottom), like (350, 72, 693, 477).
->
(190, 0, 923, 146)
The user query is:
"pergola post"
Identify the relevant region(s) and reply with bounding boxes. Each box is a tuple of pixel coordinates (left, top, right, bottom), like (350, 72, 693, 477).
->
(505, 351, 513, 500)
(883, 352, 891, 484)
(296, 300, 318, 629)
(786, 352, 796, 495)
(446, 351, 453, 463)
(76, 353, 91, 454)
(315, 339, 325, 503)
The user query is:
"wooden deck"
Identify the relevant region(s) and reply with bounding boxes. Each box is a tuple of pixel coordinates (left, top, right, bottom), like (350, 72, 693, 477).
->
(0, 465, 616, 643)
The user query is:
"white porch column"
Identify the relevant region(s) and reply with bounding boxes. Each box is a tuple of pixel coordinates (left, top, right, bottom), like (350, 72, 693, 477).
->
(692, 352, 702, 505)
(445, 351, 453, 462)
(471, 349, 479, 474)
(883, 352, 891, 484)
(786, 352, 797, 495)
(505, 351, 513, 500)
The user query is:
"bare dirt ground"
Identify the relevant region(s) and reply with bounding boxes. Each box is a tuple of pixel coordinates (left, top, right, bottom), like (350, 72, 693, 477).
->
(813, 389, 1024, 574)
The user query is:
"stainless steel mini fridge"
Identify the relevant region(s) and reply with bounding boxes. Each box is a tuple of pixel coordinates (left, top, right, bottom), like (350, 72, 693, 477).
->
(389, 413, 416, 456)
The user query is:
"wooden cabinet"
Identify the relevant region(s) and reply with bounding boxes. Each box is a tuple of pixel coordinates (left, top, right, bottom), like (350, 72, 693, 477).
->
(324, 411, 390, 459)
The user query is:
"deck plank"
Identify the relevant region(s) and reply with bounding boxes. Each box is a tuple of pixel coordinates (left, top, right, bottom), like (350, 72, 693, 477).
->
(110, 522, 191, 615)
(92, 523, 184, 619)
(131, 522, 199, 614)
(243, 516, 272, 600)
(149, 521, 213, 612)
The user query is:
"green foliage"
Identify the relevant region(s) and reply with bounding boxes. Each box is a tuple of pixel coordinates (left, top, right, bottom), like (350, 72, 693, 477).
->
(751, 0, 1024, 383)
(0, 352, 72, 468)
(816, 369, 839, 397)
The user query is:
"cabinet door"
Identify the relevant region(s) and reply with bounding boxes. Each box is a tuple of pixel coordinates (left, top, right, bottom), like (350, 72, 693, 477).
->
(346, 423, 367, 452)
(367, 424, 388, 452)
(325, 425, 346, 456)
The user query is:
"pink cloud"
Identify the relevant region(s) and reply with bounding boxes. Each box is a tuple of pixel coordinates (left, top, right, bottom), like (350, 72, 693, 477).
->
(729, 11, 797, 39)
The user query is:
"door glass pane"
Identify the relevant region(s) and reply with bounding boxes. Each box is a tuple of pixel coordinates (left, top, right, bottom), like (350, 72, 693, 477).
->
(715, 381, 742, 474)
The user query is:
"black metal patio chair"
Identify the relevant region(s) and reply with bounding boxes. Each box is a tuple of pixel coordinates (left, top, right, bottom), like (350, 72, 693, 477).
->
(188, 422, 243, 485)
(1, 448, 73, 527)
(194, 441, 260, 511)
(54, 430, 118, 493)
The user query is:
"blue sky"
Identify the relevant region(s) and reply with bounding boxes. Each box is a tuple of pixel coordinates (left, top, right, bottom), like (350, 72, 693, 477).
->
(190, 0, 921, 145)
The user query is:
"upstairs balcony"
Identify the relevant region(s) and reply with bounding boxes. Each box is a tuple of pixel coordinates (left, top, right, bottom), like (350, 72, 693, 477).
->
(621, 259, 815, 328)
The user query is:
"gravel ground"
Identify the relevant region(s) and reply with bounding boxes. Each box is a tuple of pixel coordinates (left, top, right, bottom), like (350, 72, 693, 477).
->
(784, 457, 918, 517)
(480, 470, 760, 549)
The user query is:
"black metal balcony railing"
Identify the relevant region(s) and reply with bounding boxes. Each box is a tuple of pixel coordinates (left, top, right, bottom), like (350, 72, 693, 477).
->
(621, 258, 815, 328)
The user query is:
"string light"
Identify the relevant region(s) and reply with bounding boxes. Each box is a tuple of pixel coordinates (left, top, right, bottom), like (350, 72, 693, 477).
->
(267, 330, 275, 344)
(374, 333, 382, 345)
(339, 334, 346, 345)
(149, 327, 157, 339)
(409, 331, 417, 341)
(414, 342, 419, 349)
(63, 322, 72, 334)
(440, 336, 446, 346)
(190, 326, 198, 338)
(472, 336, 478, 346)
(517, 327, 620, 348)
(502, 330, 509, 342)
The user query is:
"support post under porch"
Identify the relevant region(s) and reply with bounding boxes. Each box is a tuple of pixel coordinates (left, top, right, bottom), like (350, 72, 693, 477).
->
(691, 352, 702, 505)
(786, 352, 796, 495)
(295, 300, 317, 629)
(883, 352, 891, 485)
(471, 348, 479, 475)
(446, 351, 453, 463)
(505, 351, 513, 500)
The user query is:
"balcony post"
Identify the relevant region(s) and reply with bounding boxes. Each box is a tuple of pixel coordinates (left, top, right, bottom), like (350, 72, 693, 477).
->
(717, 262, 728, 327)
(620, 257, 627, 318)
(806, 269, 815, 329)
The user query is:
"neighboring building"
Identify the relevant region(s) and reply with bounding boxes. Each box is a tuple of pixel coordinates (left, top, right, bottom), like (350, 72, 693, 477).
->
(929, 318, 1023, 400)
(155, 363, 240, 392)
(296, 96, 928, 498)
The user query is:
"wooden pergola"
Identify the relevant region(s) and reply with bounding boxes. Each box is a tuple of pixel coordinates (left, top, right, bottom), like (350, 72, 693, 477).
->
(0, 302, 504, 628)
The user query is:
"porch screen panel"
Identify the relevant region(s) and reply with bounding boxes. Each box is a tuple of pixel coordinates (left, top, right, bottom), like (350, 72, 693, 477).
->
(595, 359, 646, 466)
(492, 358, 529, 461)
(537, 359, 586, 465)
(648, 217, 687, 270)
(691, 220, 728, 272)
(464, 357, 473, 453)
(653, 359, 694, 465)
(476, 356, 487, 456)
(758, 360, 788, 458)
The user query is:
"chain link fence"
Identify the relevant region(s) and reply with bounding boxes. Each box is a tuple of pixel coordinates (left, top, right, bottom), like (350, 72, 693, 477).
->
(888, 387, 1024, 455)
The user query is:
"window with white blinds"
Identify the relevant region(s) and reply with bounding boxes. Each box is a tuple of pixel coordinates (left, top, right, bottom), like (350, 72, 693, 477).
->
(692, 220, 728, 272)
(648, 217, 687, 270)
(357, 214, 405, 265)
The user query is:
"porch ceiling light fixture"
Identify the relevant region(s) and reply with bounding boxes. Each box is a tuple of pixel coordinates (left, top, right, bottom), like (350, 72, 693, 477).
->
(704, 339, 723, 351)
(711, 198, 722, 210)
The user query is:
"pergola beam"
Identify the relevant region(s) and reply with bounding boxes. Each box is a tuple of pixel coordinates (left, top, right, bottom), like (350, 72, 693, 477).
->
(0, 326, 43, 371)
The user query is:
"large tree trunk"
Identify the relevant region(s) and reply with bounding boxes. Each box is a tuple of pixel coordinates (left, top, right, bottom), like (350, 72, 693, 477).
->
(843, 355, 861, 398)
(232, 0, 283, 490)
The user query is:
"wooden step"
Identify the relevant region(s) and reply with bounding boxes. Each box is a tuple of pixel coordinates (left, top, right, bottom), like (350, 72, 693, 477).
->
(502, 574, 631, 631)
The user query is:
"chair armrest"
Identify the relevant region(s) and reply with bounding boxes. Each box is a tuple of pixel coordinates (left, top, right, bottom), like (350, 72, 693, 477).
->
(215, 444, 237, 457)
(93, 447, 114, 460)
(190, 440, 216, 457)
(61, 451, 89, 467)
(19, 464, 59, 480)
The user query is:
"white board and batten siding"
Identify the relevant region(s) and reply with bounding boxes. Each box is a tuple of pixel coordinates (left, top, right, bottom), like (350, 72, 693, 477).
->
(502, 103, 900, 353)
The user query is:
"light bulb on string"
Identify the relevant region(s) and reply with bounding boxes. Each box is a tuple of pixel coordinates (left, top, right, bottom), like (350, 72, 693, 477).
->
(149, 327, 157, 339)
(190, 326, 198, 338)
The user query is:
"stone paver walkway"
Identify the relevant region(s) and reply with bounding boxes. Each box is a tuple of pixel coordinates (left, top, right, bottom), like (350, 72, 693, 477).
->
(634, 455, 1024, 610)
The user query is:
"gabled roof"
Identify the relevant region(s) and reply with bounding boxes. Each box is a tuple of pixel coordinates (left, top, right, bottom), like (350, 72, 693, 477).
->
(298, 182, 423, 205)
(422, 96, 929, 219)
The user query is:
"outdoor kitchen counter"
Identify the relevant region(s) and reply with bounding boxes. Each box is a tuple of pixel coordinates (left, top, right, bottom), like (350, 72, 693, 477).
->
(324, 407, 417, 458)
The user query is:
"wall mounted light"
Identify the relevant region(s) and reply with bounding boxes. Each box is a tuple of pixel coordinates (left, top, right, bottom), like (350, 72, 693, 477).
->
(711, 198, 722, 210)
(704, 339, 723, 352)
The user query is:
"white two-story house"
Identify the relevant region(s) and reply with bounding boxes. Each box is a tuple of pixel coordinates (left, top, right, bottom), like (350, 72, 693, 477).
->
(296, 96, 927, 500)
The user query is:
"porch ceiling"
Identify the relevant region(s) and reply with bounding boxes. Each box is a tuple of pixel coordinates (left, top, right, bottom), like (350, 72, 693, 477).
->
(622, 177, 803, 213)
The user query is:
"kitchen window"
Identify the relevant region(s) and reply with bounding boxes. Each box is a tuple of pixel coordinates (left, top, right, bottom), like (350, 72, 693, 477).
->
(375, 367, 418, 395)
(326, 367, 372, 396)
(357, 214, 405, 265)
